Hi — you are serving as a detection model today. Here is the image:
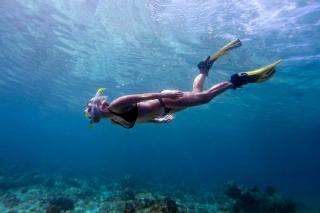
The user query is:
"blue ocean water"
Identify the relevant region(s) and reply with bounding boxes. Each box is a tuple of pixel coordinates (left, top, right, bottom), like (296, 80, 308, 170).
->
(0, 0, 320, 211)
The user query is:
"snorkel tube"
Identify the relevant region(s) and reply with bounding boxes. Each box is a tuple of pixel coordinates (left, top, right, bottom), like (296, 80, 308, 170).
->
(84, 88, 106, 128)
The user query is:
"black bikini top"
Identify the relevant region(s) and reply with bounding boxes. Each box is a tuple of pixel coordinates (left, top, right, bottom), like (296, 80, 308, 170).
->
(108, 104, 139, 129)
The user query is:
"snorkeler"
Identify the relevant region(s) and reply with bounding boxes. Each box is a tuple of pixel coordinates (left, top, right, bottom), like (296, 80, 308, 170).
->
(85, 39, 281, 129)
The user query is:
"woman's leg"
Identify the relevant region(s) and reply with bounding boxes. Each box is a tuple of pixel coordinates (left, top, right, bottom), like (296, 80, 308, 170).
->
(204, 81, 233, 102)
(168, 58, 282, 110)
(192, 73, 207, 92)
(192, 39, 242, 92)
(165, 81, 233, 109)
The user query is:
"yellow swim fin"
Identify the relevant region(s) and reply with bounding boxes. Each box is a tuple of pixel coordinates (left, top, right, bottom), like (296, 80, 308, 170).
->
(230, 60, 282, 89)
(209, 39, 242, 62)
(245, 59, 282, 83)
(198, 39, 242, 75)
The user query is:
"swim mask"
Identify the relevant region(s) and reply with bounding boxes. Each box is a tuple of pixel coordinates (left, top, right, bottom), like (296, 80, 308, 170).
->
(84, 88, 106, 128)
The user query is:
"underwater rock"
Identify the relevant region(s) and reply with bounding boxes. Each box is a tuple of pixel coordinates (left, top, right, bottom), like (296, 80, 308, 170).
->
(99, 201, 127, 213)
(103, 194, 180, 213)
(225, 181, 242, 199)
(134, 192, 156, 209)
(197, 207, 210, 213)
(124, 202, 136, 213)
(76, 188, 96, 200)
(107, 176, 139, 202)
(163, 197, 178, 213)
(164, 197, 178, 213)
(2, 194, 20, 208)
(46, 205, 62, 213)
(135, 192, 155, 200)
(224, 181, 296, 213)
(149, 197, 178, 213)
(47, 197, 75, 212)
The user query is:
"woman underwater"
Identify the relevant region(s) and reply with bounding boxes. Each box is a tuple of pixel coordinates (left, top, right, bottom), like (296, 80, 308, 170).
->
(85, 39, 281, 129)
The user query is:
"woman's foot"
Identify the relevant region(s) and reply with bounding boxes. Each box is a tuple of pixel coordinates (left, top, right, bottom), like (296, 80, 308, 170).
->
(230, 60, 282, 89)
(198, 39, 242, 76)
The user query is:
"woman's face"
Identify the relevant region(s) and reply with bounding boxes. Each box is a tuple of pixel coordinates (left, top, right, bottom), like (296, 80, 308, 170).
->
(85, 96, 109, 124)
(90, 105, 101, 123)
(86, 100, 102, 124)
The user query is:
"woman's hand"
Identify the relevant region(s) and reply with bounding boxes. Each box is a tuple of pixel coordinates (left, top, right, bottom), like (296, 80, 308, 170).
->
(160, 90, 183, 99)
(156, 114, 175, 123)
(157, 114, 174, 123)
(149, 114, 175, 123)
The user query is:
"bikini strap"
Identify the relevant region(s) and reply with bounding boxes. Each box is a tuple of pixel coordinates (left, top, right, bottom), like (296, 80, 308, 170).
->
(158, 98, 171, 116)
(158, 98, 166, 108)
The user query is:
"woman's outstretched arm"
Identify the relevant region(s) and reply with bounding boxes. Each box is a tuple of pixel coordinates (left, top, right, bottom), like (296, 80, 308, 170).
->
(109, 91, 183, 111)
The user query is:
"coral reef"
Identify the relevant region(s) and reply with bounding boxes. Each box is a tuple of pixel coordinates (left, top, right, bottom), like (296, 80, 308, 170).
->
(47, 197, 75, 212)
(150, 197, 178, 213)
(224, 181, 296, 213)
(0, 162, 317, 212)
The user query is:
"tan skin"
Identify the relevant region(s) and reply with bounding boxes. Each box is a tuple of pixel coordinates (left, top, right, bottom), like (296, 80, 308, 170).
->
(99, 70, 234, 126)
